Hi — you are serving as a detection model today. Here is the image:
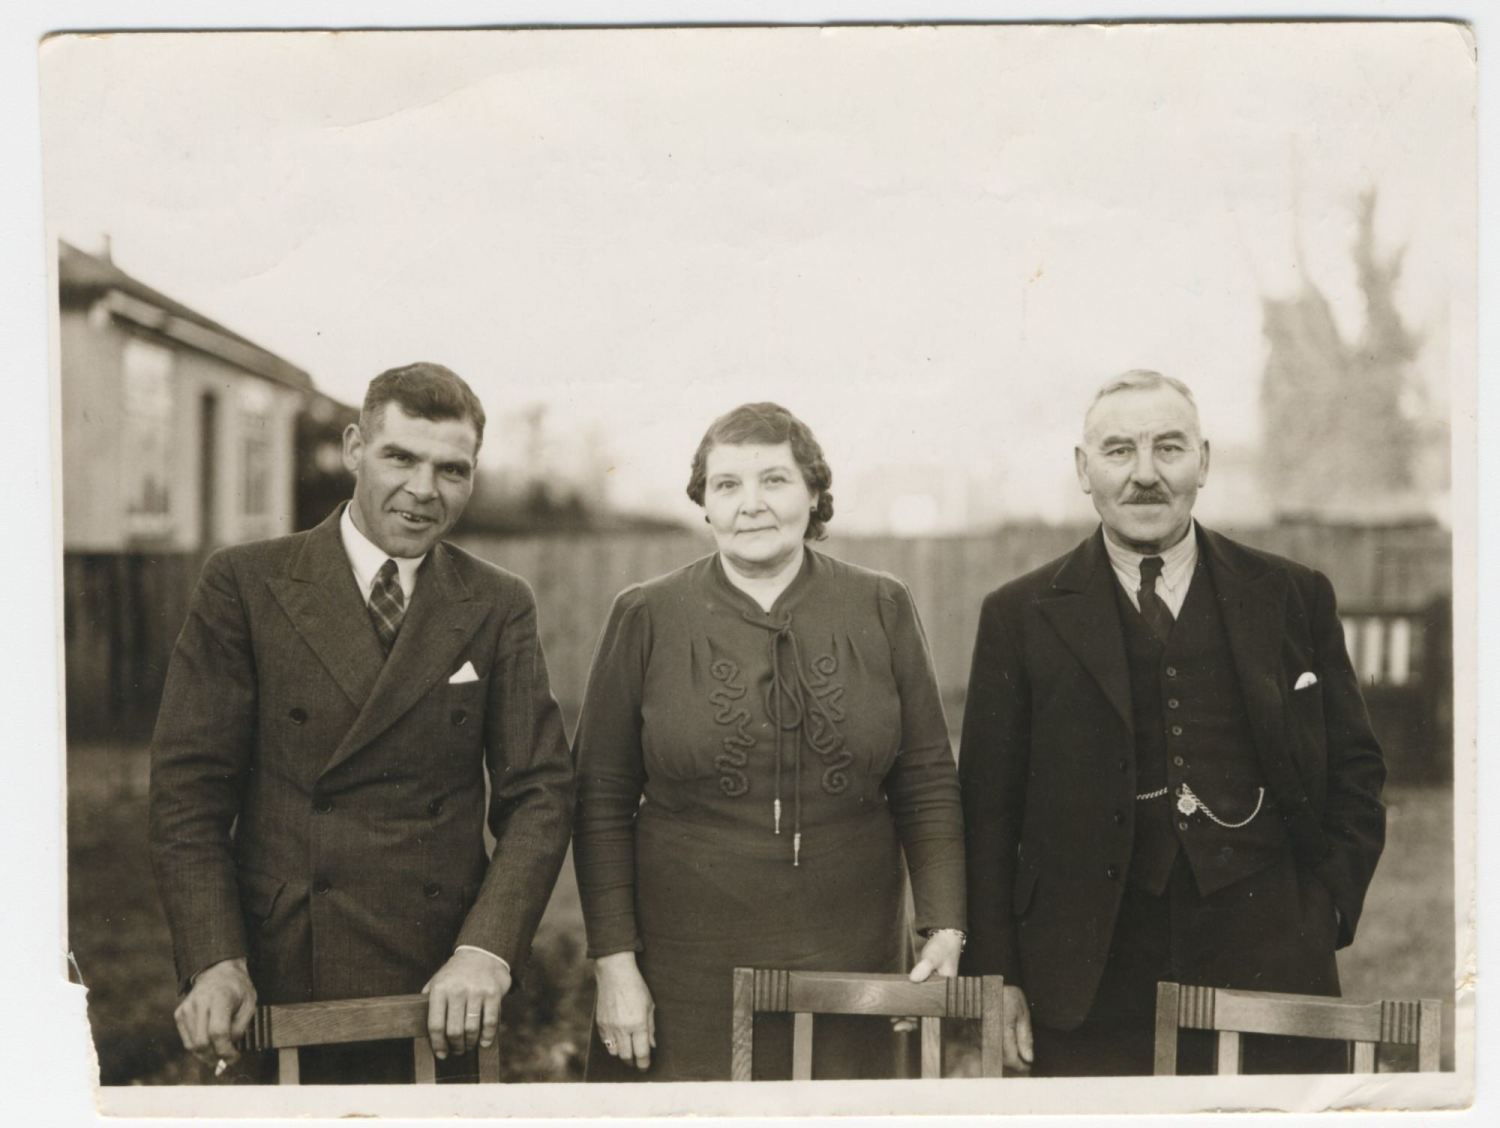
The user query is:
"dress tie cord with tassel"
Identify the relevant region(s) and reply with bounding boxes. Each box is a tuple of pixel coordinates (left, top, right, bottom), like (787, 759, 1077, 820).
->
(745, 610, 849, 867)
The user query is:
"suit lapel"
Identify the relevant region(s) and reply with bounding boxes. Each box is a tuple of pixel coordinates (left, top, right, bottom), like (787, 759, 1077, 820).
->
(1201, 526, 1290, 763)
(1040, 529, 1134, 735)
(319, 540, 491, 778)
(268, 507, 386, 712)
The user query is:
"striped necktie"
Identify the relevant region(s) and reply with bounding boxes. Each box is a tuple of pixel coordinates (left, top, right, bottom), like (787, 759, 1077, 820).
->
(1138, 555, 1174, 643)
(368, 558, 406, 655)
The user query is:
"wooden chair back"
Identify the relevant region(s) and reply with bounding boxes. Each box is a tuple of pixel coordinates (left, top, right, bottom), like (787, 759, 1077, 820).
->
(1154, 982, 1442, 1075)
(241, 994, 501, 1084)
(730, 969, 1007, 1080)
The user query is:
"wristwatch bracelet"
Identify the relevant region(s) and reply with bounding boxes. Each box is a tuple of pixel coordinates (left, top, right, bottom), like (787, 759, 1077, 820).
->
(922, 927, 967, 951)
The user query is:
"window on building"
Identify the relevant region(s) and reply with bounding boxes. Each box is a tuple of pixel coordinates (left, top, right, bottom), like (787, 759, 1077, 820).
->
(239, 384, 273, 518)
(1344, 612, 1420, 687)
(1359, 618, 1385, 685)
(1386, 618, 1413, 686)
(122, 337, 175, 540)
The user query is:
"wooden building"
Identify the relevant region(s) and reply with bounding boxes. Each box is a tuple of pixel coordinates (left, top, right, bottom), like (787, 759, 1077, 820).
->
(58, 241, 324, 738)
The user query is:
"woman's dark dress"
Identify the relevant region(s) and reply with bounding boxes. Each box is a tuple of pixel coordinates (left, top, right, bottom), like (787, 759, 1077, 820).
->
(573, 550, 965, 1081)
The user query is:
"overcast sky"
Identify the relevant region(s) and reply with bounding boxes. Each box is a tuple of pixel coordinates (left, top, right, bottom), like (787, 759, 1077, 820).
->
(41, 23, 1474, 528)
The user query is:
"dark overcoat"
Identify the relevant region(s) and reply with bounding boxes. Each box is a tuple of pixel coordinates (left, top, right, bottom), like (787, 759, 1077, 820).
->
(149, 506, 574, 1005)
(958, 526, 1386, 1030)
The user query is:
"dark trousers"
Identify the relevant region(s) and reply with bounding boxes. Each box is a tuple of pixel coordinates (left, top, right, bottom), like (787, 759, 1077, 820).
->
(1033, 854, 1346, 1077)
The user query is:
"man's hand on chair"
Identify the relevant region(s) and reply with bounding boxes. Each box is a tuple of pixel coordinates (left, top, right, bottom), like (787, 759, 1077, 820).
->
(1001, 985, 1035, 1074)
(423, 949, 512, 1059)
(174, 957, 256, 1068)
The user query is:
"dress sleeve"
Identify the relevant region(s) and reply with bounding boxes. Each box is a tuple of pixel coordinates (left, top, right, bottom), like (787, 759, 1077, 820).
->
(876, 576, 967, 935)
(572, 586, 652, 959)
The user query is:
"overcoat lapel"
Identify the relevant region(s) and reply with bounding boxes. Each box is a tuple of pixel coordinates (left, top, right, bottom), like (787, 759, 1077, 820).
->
(268, 508, 386, 712)
(1040, 530, 1134, 735)
(1200, 526, 1290, 762)
(319, 540, 491, 778)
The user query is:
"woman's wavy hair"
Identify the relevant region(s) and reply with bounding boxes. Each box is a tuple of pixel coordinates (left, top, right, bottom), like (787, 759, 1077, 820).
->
(685, 402, 835, 541)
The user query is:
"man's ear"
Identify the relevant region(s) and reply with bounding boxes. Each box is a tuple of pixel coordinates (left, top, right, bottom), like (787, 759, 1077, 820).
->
(341, 422, 364, 475)
(1074, 446, 1092, 495)
(1198, 437, 1211, 488)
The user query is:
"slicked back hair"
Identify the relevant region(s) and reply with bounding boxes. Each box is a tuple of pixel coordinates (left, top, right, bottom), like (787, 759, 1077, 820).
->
(1083, 369, 1201, 442)
(361, 362, 486, 452)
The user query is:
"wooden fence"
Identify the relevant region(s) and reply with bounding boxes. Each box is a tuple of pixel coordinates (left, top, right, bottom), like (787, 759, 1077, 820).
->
(458, 521, 1453, 703)
(63, 551, 207, 741)
(62, 521, 1453, 777)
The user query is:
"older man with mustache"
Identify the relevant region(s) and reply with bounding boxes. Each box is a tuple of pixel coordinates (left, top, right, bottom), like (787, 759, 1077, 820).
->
(958, 370, 1386, 1076)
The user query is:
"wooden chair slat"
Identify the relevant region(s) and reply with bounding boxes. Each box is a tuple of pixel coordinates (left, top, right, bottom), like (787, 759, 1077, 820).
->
(791, 1013, 814, 1081)
(920, 1016, 942, 1078)
(1417, 1000, 1443, 1072)
(248, 994, 430, 1049)
(477, 1040, 501, 1084)
(1210, 991, 1387, 1042)
(1153, 982, 1182, 1076)
(786, 973, 963, 1018)
(412, 1040, 436, 1084)
(248, 993, 502, 1085)
(980, 976, 1007, 1080)
(730, 968, 755, 1082)
(1155, 983, 1443, 1076)
(732, 968, 1007, 1080)
(1216, 1030, 1242, 1075)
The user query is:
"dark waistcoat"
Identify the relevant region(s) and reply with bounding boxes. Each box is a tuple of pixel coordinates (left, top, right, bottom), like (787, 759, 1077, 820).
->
(1117, 559, 1289, 896)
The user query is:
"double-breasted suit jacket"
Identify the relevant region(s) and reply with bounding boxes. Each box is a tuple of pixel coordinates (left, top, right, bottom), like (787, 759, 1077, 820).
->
(958, 526, 1386, 1030)
(149, 506, 574, 1005)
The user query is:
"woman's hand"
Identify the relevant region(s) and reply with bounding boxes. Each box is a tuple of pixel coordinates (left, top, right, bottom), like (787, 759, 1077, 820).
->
(594, 951, 656, 1071)
(893, 929, 968, 1033)
(908, 929, 964, 982)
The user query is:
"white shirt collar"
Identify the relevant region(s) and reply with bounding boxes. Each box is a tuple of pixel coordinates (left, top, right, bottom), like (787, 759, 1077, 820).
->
(340, 503, 425, 604)
(1102, 519, 1199, 616)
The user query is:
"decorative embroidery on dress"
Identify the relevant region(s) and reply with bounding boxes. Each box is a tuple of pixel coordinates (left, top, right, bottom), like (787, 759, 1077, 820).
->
(805, 651, 852, 794)
(708, 658, 753, 796)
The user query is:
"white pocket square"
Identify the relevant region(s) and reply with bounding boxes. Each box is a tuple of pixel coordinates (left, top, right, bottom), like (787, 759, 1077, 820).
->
(449, 660, 480, 684)
(1294, 671, 1319, 691)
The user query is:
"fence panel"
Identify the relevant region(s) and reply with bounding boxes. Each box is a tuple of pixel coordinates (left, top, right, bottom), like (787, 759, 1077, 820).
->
(62, 521, 1453, 777)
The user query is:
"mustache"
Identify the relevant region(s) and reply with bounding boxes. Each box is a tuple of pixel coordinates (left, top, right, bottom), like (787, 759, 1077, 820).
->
(1124, 488, 1170, 505)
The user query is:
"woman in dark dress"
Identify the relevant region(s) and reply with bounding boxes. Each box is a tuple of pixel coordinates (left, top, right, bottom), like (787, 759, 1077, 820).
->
(573, 402, 966, 1081)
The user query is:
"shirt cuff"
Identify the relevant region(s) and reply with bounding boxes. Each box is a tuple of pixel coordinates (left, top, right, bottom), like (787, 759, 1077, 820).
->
(455, 944, 511, 975)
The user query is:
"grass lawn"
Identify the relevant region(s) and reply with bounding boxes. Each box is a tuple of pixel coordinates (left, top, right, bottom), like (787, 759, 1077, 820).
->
(1337, 784, 1456, 1069)
(68, 741, 1455, 1083)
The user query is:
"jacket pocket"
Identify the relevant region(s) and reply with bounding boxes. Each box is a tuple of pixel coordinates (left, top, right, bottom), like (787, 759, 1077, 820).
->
(238, 869, 288, 924)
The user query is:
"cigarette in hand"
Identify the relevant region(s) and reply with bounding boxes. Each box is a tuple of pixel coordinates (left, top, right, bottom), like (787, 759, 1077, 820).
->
(214, 1058, 228, 1078)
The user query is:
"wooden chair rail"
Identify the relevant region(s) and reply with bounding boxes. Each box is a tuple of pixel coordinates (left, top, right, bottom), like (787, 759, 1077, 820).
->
(1154, 982, 1442, 1076)
(243, 994, 501, 1084)
(731, 968, 1007, 1081)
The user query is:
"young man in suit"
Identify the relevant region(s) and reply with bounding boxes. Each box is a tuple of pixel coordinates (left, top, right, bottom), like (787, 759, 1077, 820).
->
(959, 370, 1386, 1076)
(149, 362, 574, 1082)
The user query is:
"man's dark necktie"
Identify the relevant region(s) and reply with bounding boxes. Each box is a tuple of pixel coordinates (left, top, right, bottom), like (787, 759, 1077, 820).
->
(368, 558, 406, 655)
(1138, 555, 1174, 642)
